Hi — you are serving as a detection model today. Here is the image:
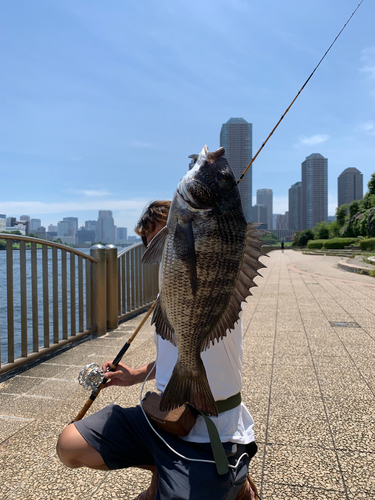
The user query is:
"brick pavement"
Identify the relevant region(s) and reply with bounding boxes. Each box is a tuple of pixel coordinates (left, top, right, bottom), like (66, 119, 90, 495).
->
(1, 250, 374, 499)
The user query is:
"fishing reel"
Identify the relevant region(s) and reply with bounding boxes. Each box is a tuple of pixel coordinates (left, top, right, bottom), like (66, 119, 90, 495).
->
(78, 363, 104, 391)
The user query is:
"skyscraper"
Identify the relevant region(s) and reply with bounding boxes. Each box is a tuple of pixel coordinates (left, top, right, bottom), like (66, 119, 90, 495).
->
(30, 219, 42, 232)
(252, 204, 268, 229)
(288, 181, 302, 232)
(337, 167, 363, 207)
(301, 153, 328, 230)
(220, 118, 253, 222)
(256, 189, 273, 231)
(97, 210, 115, 243)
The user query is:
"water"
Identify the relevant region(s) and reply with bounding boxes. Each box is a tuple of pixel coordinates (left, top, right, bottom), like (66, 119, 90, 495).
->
(0, 247, 91, 365)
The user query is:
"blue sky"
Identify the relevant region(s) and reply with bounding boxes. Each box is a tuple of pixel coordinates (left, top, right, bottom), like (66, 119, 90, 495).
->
(1, 0, 374, 234)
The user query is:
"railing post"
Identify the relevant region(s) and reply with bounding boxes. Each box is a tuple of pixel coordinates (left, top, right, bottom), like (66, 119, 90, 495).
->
(90, 244, 107, 336)
(105, 244, 118, 330)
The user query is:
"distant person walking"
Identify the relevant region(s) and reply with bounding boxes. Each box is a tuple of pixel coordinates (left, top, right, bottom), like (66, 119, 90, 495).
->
(281, 240, 284, 253)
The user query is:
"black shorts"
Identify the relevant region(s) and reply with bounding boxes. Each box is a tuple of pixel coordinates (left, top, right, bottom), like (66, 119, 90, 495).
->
(74, 404, 257, 500)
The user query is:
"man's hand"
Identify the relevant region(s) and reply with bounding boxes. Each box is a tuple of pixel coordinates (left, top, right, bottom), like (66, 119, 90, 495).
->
(102, 361, 156, 388)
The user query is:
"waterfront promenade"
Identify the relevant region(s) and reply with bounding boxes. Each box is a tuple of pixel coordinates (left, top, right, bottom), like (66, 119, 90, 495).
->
(1, 250, 375, 499)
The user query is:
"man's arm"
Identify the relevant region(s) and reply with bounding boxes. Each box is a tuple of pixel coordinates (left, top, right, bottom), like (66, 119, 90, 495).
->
(102, 361, 156, 388)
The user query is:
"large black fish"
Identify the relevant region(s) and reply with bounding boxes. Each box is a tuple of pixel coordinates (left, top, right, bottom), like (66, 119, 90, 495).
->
(142, 145, 266, 416)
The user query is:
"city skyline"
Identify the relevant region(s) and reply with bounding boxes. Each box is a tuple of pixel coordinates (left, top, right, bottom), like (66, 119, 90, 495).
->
(2, 155, 371, 239)
(1, 1, 374, 234)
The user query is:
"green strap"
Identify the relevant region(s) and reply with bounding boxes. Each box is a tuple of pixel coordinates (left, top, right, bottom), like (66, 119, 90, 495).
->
(196, 392, 242, 476)
(198, 411, 229, 475)
(216, 392, 242, 414)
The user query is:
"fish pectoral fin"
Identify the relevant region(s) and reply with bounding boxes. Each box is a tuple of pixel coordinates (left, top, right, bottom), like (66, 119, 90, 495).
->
(141, 225, 168, 264)
(201, 222, 268, 351)
(174, 219, 198, 295)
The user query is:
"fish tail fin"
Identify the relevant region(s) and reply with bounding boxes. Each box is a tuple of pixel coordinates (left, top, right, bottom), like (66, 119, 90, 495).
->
(160, 360, 218, 417)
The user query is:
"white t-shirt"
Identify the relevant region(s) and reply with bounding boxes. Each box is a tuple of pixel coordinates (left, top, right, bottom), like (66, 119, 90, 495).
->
(154, 318, 255, 445)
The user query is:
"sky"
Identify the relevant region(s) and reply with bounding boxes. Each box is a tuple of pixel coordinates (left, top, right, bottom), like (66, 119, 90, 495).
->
(1, 0, 374, 235)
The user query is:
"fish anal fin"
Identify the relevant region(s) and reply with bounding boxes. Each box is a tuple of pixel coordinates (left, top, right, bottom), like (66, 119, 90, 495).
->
(152, 298, 177, 346)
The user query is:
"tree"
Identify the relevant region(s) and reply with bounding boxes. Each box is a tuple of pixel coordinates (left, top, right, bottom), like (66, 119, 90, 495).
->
(368, 172, 375, 195)
(293, 229, 314, 246)
(335, 204, 348, 227)
(313, 221, 329, 239)
(261, 233, 279, 245)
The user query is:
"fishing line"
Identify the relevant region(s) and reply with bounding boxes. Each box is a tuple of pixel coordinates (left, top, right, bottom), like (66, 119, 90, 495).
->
(139, 361, 250, 472)
(237, 0, 365, 185)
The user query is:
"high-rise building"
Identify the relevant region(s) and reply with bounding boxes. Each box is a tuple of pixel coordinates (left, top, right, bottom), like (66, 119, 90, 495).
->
(288, 181, 302, 232)
(20, 215, 30, 222)
(220, 118, 253, 222)
(256, 189, 273, 231)
(0, 214, 5, 232)
(57, 221, 70, 237)
(63, 217, 79, 233)
(252, 204, 268, 229)
(276, 212, 289, 230)
(85, 220, 98, 241)
(30, 219, 42, 232)
(116, 227, 128, 242)
(337, 167, 363, 207)
(301, 153, 328, 230)
(97, 210, 116, 243)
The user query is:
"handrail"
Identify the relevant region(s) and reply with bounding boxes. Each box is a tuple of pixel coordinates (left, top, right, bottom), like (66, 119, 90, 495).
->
(0, 235, 98, 375)
(0, 234, 98, 263)
(0, 236, 158, 377)
(117, 241, 159, 322)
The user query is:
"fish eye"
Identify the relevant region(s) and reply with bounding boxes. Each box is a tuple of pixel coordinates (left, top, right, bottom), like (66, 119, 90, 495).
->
(217, 171, 227, 182)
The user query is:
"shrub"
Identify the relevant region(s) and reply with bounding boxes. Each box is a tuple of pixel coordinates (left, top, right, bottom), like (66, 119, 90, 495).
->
(360, 238, 375, 251)
(293, 229, 314, 247)
(307, 239, 325, 249)
(322, 238, 358, 249)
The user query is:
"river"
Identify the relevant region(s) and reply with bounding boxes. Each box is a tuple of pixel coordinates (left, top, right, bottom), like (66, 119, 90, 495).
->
(0, 248, 91, 365)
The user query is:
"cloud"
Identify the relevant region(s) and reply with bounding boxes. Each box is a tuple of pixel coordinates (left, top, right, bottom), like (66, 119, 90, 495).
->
(71, 189, 113, 197)
(132, 141, 155, 149)
(360, 47, 375, 79)
(356, 120, 375, 136)
(0, 199, 148, 216)
(295, 134, 330, 147)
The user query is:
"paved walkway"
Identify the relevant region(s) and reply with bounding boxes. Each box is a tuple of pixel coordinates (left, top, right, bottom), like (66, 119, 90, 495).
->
(1, 250, 375, 499)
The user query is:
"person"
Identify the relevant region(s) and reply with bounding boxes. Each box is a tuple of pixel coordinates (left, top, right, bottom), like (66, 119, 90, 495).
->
(281, 240, 284, 253)
(56, 200, 258, 500)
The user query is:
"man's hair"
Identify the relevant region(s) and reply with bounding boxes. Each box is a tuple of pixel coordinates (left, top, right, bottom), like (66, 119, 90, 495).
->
(135, 200, 171, 245)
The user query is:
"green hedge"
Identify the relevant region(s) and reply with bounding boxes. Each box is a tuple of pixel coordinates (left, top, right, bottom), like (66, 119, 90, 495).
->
(306, 239, 325, 249)
(360, 238, 375, 251)
(322, 238, 358, 249)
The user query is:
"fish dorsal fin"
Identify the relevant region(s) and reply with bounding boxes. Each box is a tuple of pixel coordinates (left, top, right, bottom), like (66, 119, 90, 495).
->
(174, 219, 198, 295)
(201, 222, 268, 351)
(141, 226, 168, 264)
(152, 297, 177, 346)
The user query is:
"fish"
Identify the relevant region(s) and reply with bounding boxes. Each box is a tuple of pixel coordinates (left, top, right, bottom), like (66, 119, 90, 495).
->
(142, 145, 266, 416)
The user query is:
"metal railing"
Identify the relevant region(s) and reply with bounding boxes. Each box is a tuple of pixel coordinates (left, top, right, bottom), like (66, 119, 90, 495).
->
(0, 236, 158, 376)
(117, 242, 159, 322)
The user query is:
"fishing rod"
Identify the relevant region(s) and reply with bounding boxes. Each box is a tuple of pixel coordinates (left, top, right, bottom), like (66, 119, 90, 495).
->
(72, 298, 157, 422)
(237, 0, 364, 185)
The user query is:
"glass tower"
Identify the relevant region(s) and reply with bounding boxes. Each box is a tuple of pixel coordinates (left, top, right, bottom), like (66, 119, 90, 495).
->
(220, 118, 253, 222)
